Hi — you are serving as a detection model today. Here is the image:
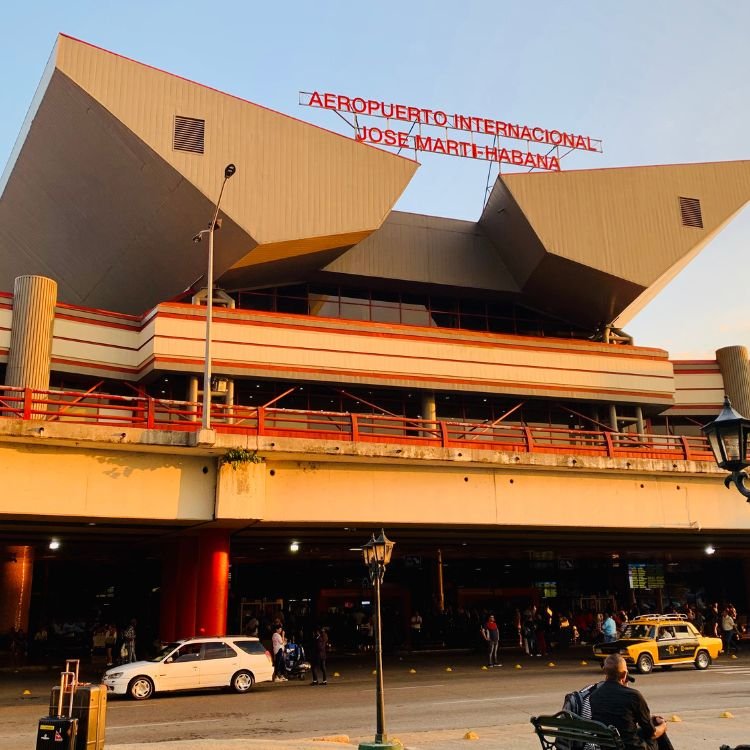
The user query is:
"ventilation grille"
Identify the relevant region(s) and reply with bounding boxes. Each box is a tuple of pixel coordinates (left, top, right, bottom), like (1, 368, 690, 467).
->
(174, 116, 205, 154)
(679, 196, 703, 228)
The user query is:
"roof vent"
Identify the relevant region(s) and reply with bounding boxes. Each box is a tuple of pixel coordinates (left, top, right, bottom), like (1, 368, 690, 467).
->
(679, 196, 703, 228)
(174, 116, 205, 154)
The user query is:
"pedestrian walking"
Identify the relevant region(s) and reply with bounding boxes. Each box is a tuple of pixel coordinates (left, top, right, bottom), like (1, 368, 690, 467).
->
(602, 612, 618, 643)
(122, 619, 137, 663)
(310, 625, 328, 685)
(410, 610, 423, 650)
(481, 614, 501, 667)
(721, 605, 738, 655)
(104, 624, 117, 667)
(272, 624, 287, 681)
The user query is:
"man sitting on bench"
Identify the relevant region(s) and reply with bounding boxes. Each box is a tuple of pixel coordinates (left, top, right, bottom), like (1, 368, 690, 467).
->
(590, 654, 674, 750)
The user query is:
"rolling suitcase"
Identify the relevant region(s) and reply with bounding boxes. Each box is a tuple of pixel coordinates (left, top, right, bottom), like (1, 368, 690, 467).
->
(36, 670, 78, 750)
(48, 660, 107, 750)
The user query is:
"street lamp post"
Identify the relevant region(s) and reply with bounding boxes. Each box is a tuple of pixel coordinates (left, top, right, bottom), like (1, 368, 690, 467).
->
(360, 530, 398, 750)
(192, 163, 236, 432)
(701, 395, 750, 500)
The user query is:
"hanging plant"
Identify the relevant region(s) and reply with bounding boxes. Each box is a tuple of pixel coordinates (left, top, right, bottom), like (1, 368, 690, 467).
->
(219, 447, 262, 470)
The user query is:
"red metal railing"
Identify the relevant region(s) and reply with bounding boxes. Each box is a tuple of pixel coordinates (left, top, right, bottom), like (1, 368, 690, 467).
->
(0, 386, 713, 462)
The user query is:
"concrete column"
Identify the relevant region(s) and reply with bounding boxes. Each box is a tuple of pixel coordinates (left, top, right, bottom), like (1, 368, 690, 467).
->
(421, 391, 437, 438)
(635, 407, 645, 436)
(609, 404, 618, 432)
(0, 545, 34, 635)
(195, 530, 230, 637)
(717, 345, 750, 418)
(5, 276, 57, 396)
(188, 377, 199, 412)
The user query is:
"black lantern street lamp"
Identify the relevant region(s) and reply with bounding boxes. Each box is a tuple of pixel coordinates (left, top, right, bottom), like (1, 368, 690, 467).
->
(701, 395, 750, 500)
(359, 530, 397, 750)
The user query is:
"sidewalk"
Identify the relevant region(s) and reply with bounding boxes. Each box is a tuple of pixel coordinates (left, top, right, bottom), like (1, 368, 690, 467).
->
(106, 715, 750, 750)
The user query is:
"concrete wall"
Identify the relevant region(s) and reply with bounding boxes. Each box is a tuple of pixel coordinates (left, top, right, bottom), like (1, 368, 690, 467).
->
(0, 442, 215, 520)
(256, 458, 750, 531)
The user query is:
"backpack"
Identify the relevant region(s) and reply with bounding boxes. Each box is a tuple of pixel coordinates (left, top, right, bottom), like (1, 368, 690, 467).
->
(556, 682, 602, 750)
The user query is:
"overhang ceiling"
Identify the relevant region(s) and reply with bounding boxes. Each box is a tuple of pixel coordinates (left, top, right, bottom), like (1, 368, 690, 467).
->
(0, 35, 417, 313)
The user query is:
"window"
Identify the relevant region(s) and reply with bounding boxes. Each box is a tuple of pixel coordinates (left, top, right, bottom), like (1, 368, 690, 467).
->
(202, 641, 237, 660)
(171, 643, 201, 662)
(234, 640, 267, 655)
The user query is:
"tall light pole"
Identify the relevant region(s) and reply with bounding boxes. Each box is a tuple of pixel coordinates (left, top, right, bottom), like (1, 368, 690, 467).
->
(360, 530, 397, 750)
(192, 163, 236, 431)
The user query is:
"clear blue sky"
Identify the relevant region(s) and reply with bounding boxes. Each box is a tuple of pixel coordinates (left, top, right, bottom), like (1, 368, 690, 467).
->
(0, 1, 747, 358)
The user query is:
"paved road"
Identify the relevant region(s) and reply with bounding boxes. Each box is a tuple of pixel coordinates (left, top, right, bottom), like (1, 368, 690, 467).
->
(2, 651, 750, 749)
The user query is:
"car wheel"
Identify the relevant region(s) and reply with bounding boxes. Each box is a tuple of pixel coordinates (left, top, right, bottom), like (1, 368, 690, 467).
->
(231, 670, 255, 693)
(636, 653, 654, 674)
(128, 676, 154, 700)
(695, 650, 711, 670)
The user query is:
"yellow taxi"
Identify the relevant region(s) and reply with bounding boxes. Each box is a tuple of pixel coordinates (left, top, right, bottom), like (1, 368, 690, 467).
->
(592, 614, 723, 674)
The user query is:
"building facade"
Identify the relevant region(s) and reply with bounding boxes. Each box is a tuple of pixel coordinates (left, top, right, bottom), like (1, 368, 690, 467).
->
(1, 35, 750, 647)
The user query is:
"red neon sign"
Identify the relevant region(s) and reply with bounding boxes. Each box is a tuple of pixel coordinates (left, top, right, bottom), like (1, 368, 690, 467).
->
(300, 91, 602, 173)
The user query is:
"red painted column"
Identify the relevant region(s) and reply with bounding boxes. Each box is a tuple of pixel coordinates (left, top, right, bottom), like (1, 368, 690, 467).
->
(0, 545, 34, 635)
(159, 541, 179, 643)
(175, 537, 199, 640)
(195, 530, 230, 637)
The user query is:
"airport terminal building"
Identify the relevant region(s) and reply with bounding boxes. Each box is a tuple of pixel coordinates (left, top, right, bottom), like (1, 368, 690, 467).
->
(1, 34, 750, 646)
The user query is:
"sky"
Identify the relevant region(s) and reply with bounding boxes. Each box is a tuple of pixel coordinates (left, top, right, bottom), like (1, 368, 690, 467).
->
(0, 0, 747, 358)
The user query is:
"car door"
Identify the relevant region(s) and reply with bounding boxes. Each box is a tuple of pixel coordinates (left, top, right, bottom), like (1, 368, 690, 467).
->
(199, 641, 240, 687)
(673, 624, 699, 661)
(656, 627, 681, 662)
(155, 643, 202, 691)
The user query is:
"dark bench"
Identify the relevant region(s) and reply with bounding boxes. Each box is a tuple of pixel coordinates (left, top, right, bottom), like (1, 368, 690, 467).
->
(531, 710, 625, 750)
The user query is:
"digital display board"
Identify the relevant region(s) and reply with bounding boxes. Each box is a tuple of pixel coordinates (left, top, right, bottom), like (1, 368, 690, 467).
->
(628, 563, 665, 590)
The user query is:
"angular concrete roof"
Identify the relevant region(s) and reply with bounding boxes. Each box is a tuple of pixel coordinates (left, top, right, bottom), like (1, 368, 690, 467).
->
(480, 161, 750, 327)
(0, 35, 417, 313)
(1, 35, 748, 328)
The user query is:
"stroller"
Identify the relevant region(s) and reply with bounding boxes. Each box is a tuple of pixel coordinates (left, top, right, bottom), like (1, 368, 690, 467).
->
(283, 639, 311, 680)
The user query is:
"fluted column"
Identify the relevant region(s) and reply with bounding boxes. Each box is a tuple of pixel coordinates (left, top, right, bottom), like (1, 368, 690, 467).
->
(716, 345, 750, 418)
(5, 276, 57, 397)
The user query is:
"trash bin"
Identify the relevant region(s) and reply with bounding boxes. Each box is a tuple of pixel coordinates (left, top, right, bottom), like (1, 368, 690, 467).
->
(48, 660, 107, 750)
(36, 671, 78, 750)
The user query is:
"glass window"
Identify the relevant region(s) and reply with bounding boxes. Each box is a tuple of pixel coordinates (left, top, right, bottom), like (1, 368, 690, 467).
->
(340, 297, 371, 321)
(172, 643, 202, 662)
(202, 642, 237, 660)
(401, 305, 431, 327)
(239, 291, 275, 312)
(233, 640, 267, 655)
(371, 303, 401, 324)
(309, 294, 340, 318)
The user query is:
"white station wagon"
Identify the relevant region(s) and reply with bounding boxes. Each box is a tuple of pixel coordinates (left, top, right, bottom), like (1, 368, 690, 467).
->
(103, 636, 274, 700)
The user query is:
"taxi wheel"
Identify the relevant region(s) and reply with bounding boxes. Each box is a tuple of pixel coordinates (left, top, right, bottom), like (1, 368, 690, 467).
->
(694, 650, 711, 670)
(127, 676, 154, 700)
(636, 653, 654, 674)
(231, 670, 255, 693)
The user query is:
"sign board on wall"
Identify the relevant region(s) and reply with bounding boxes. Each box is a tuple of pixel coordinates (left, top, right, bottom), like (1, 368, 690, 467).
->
(300, 91, 603, 173)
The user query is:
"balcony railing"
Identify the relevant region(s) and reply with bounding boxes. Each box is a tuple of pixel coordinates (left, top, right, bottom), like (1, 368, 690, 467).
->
(0, 386, 712, 462)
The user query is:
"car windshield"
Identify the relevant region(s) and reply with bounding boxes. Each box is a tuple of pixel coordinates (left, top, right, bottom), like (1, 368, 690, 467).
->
(148, 642, 183, 662)
(622, 624, 656, 639)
